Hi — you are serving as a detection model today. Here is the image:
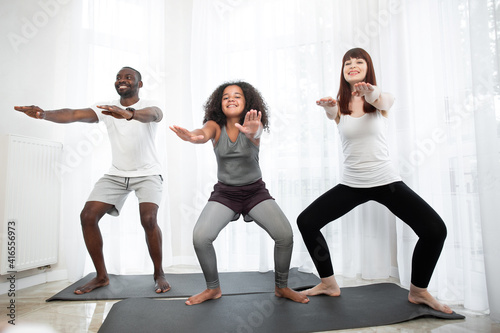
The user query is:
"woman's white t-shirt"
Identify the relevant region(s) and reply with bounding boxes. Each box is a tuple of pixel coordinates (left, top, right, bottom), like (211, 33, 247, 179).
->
(337, 110, 401, 187)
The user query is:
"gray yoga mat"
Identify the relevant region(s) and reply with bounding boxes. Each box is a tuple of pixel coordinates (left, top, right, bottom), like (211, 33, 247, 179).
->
(46, 267, 320, 301)
(97, 283, 464, 333)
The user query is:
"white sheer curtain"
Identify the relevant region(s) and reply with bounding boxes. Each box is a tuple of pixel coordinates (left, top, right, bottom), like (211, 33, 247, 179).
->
(390, 0, 500, 316)
(75, 0, 172, 277)
(187, 0, 500, 316)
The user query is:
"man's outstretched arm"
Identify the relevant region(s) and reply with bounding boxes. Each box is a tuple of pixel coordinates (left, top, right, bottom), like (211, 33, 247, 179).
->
(14, 105, 98, 123)
(97, 105, 163, 123)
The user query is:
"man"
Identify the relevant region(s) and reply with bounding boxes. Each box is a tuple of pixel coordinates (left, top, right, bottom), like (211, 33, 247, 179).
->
(15, 67, 170, 294)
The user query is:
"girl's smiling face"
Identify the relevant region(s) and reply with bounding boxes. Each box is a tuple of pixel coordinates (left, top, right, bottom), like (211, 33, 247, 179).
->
(343, 57, 368, 87)
(221, 85, 246, 118)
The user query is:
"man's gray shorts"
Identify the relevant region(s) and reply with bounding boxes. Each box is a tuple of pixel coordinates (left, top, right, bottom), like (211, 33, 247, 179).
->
(87, 174, 163, 216)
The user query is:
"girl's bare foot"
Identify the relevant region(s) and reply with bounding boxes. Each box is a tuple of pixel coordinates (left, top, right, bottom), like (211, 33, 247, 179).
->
(185, 287, 222, 305)
(275, 287, 309, 303)
(300, 275, 341, 296)
(408, 284, 453, 314)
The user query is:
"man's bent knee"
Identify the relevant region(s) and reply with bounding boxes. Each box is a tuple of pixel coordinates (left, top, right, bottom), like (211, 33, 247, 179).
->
(80, 210, 102, 228)
(140, 213, 158, 231)
(80, 202, 111, 226)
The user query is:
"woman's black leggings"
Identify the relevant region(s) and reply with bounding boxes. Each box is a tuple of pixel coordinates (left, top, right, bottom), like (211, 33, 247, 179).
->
(297, 181, 447, 288)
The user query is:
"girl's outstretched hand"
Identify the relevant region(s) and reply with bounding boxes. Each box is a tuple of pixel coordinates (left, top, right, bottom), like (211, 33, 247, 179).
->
(235, 109, 263, 138)
(316, 97, 338, 120)
(169, 125, 205, 143)
(352, 82, 375, 97)
(316, 97, 337, 108)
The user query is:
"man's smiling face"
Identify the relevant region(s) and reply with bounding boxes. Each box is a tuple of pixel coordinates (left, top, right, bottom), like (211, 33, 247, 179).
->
(115, 68, 142, 98)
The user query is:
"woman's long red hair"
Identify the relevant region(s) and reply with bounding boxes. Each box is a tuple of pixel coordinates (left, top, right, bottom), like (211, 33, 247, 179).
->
(337, 48, 377, 115)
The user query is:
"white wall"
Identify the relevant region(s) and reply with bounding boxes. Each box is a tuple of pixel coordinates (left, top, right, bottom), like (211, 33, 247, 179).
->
(0, 0, 96, 288)
(1, 1, 69, 287)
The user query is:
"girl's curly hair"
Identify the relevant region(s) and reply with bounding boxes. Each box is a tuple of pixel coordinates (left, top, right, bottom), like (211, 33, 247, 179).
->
(203, 81, 269, 130)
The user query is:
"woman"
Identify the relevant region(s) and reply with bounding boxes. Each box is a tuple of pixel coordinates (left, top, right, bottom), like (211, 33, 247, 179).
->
(171, 81, 309, 305)
(297, 48, 452, 314)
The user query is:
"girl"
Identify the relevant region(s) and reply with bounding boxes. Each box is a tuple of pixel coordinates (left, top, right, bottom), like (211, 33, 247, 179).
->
(297, 48, 452, 314)
(171, 81, 309, 305)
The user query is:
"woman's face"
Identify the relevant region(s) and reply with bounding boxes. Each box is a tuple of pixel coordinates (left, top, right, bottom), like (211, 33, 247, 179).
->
(343, 57, 368, 87)
(221, 85, 246, 118)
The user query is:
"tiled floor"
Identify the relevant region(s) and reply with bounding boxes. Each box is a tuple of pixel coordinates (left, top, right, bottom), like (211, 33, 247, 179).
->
(2, 266, 500, 333)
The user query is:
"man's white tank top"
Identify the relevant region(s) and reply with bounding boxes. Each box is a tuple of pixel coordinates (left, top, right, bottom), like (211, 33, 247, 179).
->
(337, 111, 401, 188)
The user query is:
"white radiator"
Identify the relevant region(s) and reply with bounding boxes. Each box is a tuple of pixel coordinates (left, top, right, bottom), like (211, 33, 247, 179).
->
(1, 134, 62, 274)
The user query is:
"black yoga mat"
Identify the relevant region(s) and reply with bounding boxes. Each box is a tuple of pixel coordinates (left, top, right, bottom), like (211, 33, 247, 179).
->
(97, 283, 464, 333)
(46, 268, 320, 301)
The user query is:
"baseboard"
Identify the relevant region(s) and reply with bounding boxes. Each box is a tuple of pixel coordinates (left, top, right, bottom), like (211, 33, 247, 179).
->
(0, 269, 68, 295)
(391, 266, 399, 279)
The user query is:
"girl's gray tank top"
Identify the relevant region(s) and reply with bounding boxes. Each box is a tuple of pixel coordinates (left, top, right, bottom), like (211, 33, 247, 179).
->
(214, 126, 262, 186)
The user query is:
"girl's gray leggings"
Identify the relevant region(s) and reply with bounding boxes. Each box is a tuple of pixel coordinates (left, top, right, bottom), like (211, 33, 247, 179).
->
(193, 199, 293, 289)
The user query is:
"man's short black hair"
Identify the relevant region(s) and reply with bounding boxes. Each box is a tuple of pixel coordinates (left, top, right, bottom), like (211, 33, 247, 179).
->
(122, 66, 142, 81)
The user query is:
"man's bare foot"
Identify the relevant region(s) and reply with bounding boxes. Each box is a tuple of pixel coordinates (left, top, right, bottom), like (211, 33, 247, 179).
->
(74, 276, 109, 294)
(275, 287, 309, 303)
(408, 284, 453, 314)
(300, 275, 341, 296)
(154, 274, 171, 293)
(185, 288, 222, 305)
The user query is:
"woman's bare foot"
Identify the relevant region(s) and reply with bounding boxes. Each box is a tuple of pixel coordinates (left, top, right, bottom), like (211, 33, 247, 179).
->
(74, 276, 109, 294)
(275, 287, 309, 303)
(154, 274, 171, 293)
(300, 275, 341, 296)
(185, 287, 222, 305)
(408, 284, 453, 314)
